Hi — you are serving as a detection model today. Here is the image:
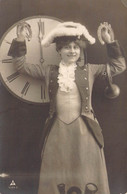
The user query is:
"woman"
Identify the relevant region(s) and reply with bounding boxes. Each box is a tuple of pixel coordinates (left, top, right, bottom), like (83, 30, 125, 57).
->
(8, 21, 126, 194)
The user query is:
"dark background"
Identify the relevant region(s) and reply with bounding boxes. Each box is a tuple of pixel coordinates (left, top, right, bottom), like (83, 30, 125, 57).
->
(0, 0, 127, 193)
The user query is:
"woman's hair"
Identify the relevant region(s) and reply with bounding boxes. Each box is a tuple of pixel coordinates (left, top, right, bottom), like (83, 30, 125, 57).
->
(54, 35, 88, 52)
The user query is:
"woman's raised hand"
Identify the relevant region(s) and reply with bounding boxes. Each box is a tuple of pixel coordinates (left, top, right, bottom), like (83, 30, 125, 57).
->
(97, 22, 114, 44)
(16, 21, 32, 42)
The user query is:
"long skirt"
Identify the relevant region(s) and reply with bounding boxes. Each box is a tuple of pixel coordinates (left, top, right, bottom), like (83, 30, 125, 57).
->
(38, 117, 110, 194)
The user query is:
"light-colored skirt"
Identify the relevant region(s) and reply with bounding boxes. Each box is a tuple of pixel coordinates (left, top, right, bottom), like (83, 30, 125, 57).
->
(38, 117, 110, 194)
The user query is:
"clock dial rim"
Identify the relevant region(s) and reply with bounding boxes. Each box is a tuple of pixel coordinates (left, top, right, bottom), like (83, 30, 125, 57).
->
(0, 15, 63, 105)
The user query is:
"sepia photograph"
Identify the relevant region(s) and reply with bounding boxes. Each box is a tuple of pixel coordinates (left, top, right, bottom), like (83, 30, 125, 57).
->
(0, 0, 127, 194)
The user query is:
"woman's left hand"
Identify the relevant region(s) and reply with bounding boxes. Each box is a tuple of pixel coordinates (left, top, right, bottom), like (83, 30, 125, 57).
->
(100, 22, 114, 44)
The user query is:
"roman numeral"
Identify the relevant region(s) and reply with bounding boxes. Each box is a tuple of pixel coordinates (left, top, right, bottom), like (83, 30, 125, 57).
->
(2, 58, 13, 63)
(21, 82, 30, 96)
(7, 72, 20, 83)
(41, 84, 46, 100)
(5, 40, 11, 44)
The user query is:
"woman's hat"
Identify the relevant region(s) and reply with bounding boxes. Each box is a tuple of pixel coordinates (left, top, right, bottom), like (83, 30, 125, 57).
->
(41, 21, 96, 47)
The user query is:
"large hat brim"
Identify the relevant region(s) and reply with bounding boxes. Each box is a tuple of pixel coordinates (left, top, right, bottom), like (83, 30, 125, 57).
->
(41, 22, 96, 47)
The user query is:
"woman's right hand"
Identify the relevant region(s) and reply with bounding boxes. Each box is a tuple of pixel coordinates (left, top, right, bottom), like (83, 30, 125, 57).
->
(16, 21, 32, 42)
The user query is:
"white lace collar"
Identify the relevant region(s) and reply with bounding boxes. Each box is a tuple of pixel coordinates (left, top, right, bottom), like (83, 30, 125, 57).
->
(57, 61, 77, 92)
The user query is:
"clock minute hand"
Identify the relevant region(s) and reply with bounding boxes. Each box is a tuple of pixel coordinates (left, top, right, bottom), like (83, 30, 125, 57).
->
(38, 19, 45, 64)
(38, 19, 48, 102)
(38, 19, 44, 41)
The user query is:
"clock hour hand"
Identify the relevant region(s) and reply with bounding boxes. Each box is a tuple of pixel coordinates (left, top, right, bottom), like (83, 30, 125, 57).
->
(38, 19, 45, 64)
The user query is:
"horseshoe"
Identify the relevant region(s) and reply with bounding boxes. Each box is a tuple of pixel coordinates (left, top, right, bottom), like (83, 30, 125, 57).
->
(97, 23, 114, 45)
(16, 21, 32, 41)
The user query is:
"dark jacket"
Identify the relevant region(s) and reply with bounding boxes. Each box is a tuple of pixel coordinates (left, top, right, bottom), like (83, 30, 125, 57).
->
(8, 40, 126, 151)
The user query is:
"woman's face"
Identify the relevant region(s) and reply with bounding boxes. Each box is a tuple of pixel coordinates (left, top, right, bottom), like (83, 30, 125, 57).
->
(58, 42, 80, 65)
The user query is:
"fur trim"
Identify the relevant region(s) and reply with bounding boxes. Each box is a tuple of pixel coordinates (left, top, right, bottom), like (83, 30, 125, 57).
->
(41, 22, 96, 47)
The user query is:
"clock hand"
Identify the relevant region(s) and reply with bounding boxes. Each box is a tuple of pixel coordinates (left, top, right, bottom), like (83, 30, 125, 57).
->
(38, 19, 47, 101)
(38, 19, 45, 64)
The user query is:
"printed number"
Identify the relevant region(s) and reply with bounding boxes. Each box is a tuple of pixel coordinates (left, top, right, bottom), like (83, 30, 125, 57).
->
(57, 184, 81, 194)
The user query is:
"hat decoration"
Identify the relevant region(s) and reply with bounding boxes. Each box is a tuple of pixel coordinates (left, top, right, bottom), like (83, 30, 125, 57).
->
(41, 21, 96, 47)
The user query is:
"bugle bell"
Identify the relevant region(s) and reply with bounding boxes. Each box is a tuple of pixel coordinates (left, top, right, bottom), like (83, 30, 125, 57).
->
(104, 64, 120, 99)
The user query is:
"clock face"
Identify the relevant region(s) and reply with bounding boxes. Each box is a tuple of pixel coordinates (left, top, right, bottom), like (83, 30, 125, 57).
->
(0, 15, 62, 104)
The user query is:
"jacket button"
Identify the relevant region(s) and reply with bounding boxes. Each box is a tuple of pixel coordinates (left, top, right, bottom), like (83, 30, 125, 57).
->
(103, 72, 107, 75)
(84, 77, 87, 80)
(84, 68, 87, 71)
(85, 106, 88, 110)
(86, 87, 88, 90)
